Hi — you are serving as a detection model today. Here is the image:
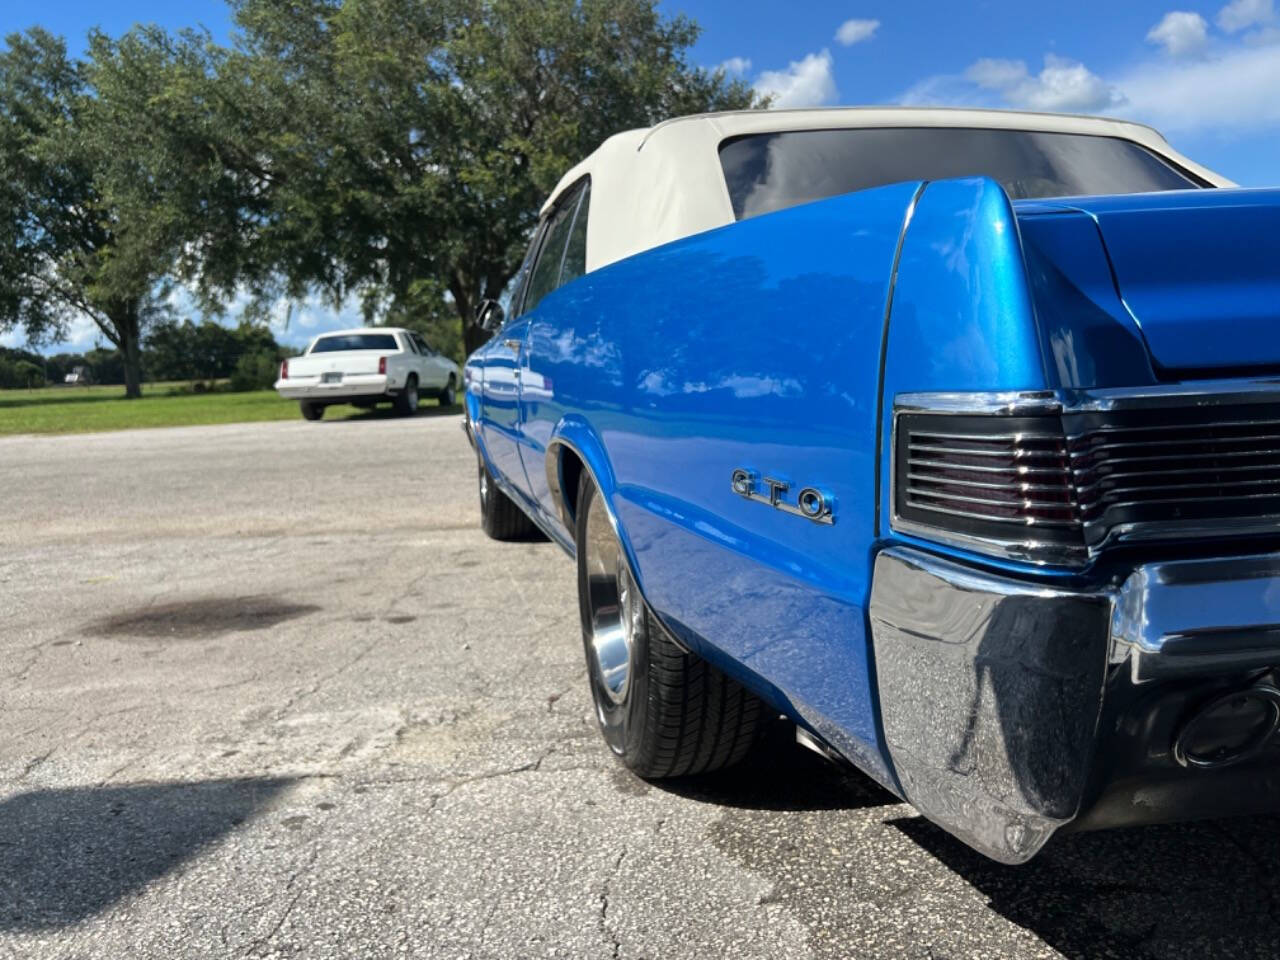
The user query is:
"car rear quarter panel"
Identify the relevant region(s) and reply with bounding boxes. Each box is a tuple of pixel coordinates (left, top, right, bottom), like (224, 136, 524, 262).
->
(520, 181, 924, 784)
(875, 177, 1085, 578)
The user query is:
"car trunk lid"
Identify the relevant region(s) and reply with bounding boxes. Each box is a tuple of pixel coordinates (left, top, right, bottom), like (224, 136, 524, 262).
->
(1015, 187, 1280, 377)
(287, 351, 388, 379)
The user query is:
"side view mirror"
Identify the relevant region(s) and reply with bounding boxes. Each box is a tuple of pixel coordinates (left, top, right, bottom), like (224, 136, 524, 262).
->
(476, 298, 505, 333)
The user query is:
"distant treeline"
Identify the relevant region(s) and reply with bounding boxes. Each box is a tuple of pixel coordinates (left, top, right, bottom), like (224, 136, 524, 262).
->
(0, 320, 288, 391)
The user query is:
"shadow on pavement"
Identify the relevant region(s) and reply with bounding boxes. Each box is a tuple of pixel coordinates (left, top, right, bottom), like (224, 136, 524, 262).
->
(0, 777, 293, 931)
(892, 811, 1280, 959)
(340, 402, 462, 422)
(658, 720, 901, 812)
(0, 392, 130, 411)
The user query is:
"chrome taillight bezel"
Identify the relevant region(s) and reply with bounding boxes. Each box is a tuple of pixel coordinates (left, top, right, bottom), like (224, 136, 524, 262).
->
(891, 384, 1280, 567)
(891, 392, 1086, 566)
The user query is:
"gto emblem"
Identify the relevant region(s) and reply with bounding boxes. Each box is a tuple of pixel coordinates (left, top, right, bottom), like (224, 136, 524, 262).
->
(731, 469, 834, 525)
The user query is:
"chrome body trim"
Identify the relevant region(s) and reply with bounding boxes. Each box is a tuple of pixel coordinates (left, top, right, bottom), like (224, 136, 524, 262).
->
(894, 389, 1063, 417)
(1111, 554, 1280, 683)
(896, 379, 1280, 417)
(545, 439, 572, 532)
(869, 545, 1280, 864)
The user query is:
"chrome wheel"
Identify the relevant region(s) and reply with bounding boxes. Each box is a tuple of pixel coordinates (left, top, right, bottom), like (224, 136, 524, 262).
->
(574, 477, 764, 776)
(583, 489, 640, 706)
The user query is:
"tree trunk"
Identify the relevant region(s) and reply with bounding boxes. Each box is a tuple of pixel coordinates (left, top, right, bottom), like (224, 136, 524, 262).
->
(114, 309, 143, 400)
(462, 319, 488, 356)
(454, 286, 487, 357)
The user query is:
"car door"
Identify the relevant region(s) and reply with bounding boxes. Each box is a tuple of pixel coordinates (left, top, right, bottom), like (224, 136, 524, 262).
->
(481, 187, 584, 503)
(398, 332, 429, 386)
(519, 179, 590, 529)
(476, 222, 545, 495)
(410, 333, 449, 390)
(477, 314, 530, 490)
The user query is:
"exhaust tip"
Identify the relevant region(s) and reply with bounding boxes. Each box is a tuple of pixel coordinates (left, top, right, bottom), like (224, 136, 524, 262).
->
(795, 726, 846, 767)
(1173, 683, 1280, 770)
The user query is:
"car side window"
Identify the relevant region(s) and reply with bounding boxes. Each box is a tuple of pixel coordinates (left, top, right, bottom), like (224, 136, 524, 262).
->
(558, 181, 590, 289)
(414, 334, 436, 356)
(401, 333, 419, 354)
(522, 198, 578, 315)
(502, 229, 541, 320)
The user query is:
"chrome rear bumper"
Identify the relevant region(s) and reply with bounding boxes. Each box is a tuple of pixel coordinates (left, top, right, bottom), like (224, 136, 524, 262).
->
(869, 546, 1280, 863)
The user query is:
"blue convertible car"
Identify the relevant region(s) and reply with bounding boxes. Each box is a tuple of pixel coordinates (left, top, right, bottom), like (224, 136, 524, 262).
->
(464, 107, 1280, 863)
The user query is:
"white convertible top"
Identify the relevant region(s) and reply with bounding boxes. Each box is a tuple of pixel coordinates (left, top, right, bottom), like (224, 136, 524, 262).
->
(543, 107, 1232, 273)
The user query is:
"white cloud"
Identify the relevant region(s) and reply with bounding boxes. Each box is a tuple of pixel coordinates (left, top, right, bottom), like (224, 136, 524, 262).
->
(959, 54, 1123, 112)
(1146, 11, 1210, 56)
(1217, 0, 1275, 32)
(1116, 35, 1280, 131)
(754, 50, 838, 108)
(1247, 24, 1280, 42)
(897, 12, 1280, 137)
(6, 313, 106, 353)
(835, 18, 880, 46)
(717, 56, 752, 76)
(965, 58, 1032, 89)
(896, 72, 982, 107)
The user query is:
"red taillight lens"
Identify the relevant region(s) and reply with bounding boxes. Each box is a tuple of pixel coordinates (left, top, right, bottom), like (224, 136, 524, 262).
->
(893, 410, 1086, 564)
(280, 359, 289, 379)
(378, 356, 387, 375)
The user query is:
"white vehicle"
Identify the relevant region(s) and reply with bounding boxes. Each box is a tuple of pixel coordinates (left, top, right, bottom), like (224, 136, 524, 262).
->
(275, 327, 460, 421)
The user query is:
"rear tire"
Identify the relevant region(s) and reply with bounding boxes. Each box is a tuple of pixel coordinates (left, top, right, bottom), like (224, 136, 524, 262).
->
(576, 478, 762, 777)
(439, 375, 457, 406)
(478, 455, 544, 541)
(300, 401, 324, 421)
(394, 376, 419, 417)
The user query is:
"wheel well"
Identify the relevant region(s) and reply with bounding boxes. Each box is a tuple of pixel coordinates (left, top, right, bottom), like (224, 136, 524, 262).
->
(558, 446, 586, 528)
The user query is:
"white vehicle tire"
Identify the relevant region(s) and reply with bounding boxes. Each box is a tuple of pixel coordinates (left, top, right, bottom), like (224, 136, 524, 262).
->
(439, 375, 457, 406)
(394, 376, 419, 417)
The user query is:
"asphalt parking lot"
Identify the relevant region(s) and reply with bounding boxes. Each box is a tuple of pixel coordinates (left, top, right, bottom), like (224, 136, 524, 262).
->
(4, 410, 1280, 959)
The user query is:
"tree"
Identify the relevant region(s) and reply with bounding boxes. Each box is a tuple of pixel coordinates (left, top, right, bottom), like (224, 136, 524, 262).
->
(145, 317, 282, 384)
(0, 29, 179, 398)
(0, 355, 46, 389)
(157, 0, 763, 356)
(437, 0, 763, 352)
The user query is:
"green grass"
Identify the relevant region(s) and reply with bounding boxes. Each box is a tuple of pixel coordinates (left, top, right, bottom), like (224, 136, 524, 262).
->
(0, 382, 460, 436)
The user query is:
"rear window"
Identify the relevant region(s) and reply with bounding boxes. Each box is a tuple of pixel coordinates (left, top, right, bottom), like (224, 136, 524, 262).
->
(309, 334, 399, 353)
(718, 127, 1201, 220)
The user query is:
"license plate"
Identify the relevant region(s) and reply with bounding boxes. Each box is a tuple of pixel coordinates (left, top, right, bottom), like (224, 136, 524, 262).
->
(322, 372, 343, 384)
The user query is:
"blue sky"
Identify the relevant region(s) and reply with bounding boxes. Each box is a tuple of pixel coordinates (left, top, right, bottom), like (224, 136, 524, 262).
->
(4, 0, 1279, 352)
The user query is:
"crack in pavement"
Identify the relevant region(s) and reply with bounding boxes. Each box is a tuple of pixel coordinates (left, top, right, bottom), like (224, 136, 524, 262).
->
(15, 749, 54, 782)
(598, 847, 628, 960)
(270, 637, 384, 722)
(238, 840, 323, 957)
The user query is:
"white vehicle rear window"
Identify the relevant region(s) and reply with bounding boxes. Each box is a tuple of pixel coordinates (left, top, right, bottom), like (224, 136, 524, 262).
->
(310, 334, 399, 353)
